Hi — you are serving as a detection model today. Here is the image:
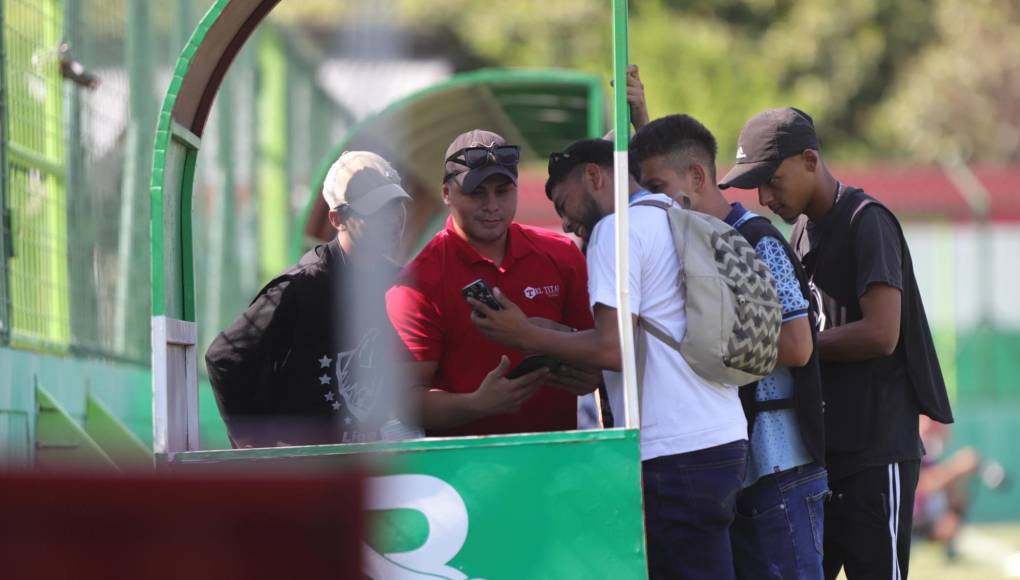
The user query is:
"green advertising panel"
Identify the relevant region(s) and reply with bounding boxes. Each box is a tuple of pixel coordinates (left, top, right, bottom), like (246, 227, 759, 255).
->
(171, 429, 648, 579)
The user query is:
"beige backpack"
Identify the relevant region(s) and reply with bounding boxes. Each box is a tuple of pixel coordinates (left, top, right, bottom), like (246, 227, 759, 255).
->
(633, 198, 782, 386)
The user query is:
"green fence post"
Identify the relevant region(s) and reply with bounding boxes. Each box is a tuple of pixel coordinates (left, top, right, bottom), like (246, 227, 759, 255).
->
(64, 0, 101, 353)
(256, 26, 289, 285)
(0, 0, 9, 344)
(202, 73, 236, 352)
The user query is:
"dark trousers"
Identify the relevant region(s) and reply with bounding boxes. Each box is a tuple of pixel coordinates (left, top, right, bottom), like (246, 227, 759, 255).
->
(642, 440, 748, 580)
(823, 461, 920, 580)
(731, 464, 829, 580)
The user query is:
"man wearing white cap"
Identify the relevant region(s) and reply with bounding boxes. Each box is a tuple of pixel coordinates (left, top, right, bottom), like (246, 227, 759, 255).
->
(206, 151, 414, 447)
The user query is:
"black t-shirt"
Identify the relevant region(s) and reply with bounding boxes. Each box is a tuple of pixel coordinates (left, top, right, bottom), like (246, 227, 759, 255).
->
(805, 200, 924, 480)
(808, 202, 904, 307)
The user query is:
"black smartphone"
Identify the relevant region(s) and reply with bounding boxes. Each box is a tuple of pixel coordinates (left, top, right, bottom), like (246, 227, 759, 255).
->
(507, 355, 560, 379)
(461, 278, 503, 315)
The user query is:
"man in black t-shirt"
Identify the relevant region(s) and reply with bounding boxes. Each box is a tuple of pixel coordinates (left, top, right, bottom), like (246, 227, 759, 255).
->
(720, 108, 953, 580)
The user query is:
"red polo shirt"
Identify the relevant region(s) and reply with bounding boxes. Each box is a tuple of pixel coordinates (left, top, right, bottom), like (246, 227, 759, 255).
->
(385, 217, 594, 436)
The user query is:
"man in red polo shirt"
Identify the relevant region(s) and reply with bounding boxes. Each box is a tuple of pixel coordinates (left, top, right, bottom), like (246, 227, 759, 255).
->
(385, 130, 598, 436)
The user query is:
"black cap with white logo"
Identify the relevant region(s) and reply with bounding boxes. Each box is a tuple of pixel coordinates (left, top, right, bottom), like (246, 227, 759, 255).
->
(718, 107, 820, 190)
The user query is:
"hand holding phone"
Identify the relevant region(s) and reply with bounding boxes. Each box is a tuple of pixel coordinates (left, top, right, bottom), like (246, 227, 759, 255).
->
(506, 355, 560, 379)
(474, 355, 549, 415)
(462, 278, 503, 317)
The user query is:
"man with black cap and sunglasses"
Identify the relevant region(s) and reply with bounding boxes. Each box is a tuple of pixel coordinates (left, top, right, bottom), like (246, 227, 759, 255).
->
(206, 151, 416, 448)
(720, 108, 954, 580)
(386, 130, 600, 437)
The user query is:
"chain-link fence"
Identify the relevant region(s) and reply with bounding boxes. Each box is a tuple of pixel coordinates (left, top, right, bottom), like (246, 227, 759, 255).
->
(1, 0, 352, 365)
(1, 0, 68, 352)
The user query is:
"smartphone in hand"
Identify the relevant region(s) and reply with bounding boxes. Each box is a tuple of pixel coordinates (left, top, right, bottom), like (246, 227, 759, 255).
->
(462, 278, 503, 316)
(507, 355, 560, 379)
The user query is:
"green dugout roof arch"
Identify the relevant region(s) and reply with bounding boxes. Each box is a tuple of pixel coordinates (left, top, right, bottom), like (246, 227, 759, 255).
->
(293, 68, 608, 260)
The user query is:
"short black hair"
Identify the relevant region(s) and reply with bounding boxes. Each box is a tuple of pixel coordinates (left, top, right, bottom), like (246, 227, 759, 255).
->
(545, 138, 640, 199)
(631, 114, 718, 180)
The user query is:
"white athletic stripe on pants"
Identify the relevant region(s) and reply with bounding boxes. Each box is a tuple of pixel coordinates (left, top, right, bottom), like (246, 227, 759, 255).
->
(887, 463, 902, 580)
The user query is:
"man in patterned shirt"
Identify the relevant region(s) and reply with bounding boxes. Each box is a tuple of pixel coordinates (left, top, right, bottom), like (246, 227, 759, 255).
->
(632, 112, 827, 579)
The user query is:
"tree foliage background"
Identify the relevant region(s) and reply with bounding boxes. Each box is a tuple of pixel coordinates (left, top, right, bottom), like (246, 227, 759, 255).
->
(272, 0, 1020, 164)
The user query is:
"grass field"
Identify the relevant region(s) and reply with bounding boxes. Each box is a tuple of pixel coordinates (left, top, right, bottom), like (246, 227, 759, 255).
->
(835, 524, 1020, 579)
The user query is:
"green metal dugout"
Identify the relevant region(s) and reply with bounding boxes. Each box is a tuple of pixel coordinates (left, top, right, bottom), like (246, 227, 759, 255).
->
(149, 0, 647, 576)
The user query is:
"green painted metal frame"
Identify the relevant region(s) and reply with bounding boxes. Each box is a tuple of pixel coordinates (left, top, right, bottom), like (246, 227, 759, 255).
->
(290, 67, 608, 261)
(35, 382, 117, 471)
(151, 0, 279, 320)
(0, 0, 8, 344)
(2, 0, 71, 352)
(255, 28, 290, 284)
(174, 425, 631, 465)
(84, 392, 152, 471)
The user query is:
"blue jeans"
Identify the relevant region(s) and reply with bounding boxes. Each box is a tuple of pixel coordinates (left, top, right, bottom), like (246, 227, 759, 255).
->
(642, 440, 748, 580)
(731, 464, 829, 580)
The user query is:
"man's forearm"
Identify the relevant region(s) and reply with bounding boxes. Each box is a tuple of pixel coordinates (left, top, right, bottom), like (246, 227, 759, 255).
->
(522, 326, 622, 372)
(818, 320, 897, 362)
(418, 388, 485, 431)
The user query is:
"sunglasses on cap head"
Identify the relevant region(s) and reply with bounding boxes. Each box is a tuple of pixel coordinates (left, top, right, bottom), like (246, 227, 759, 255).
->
(443, 144, 520, 183)
(547, 151, 574, 175)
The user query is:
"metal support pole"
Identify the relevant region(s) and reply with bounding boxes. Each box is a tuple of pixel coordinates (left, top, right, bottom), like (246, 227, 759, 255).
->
(64, 0, 99, 350)
(941, 154, 994, 396)
(203, 77, 236, 348)
(612, 0, 640, 430)
(114, 0, 153, 356)
(0, 0, 10, 342)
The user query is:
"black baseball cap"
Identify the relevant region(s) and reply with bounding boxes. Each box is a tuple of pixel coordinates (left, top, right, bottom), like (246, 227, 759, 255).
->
(718, 107, 820, 190)
(443, 129, 519, 193)
(545, 138, 640, 198)
(547, 139, 613, 187)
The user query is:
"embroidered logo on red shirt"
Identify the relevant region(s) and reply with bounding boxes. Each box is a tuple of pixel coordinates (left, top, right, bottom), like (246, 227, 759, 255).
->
(524, 285, 561, 300)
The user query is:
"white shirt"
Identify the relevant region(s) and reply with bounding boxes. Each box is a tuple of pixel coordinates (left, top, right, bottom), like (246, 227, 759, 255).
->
(587, 193, 747, 461)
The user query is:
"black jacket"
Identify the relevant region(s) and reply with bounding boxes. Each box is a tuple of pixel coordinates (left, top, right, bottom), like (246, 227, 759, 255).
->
(205, 240, 405, 448)
(736, 216, 826, 466)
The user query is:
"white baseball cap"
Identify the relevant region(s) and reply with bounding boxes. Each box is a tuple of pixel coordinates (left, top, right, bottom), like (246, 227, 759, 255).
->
(322, 151, 412, 215)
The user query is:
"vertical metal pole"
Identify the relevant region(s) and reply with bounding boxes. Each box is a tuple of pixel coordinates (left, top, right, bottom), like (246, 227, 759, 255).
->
(933, 222, 957, 403)
(586, 81, 605, 138)
(204, 77, 235, 346)
(612, 0, 640, 430)
(941, 156, 994, 396)
(48, 0, 70, 347)
(0, 0, 10, 343)
(114, 0, 153, 356)
(65, 0, 99, 351)
(256, 28, 289, 285)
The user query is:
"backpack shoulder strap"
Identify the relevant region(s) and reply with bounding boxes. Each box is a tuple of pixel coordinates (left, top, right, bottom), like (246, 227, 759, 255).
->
(734, 215, 777, 248)
(851, 199, 876, 224)
(638, 316, 683, 353)
(631, 196, 684, 419)
(635, 315, 683, 421)
(631, 199, 671, 210)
